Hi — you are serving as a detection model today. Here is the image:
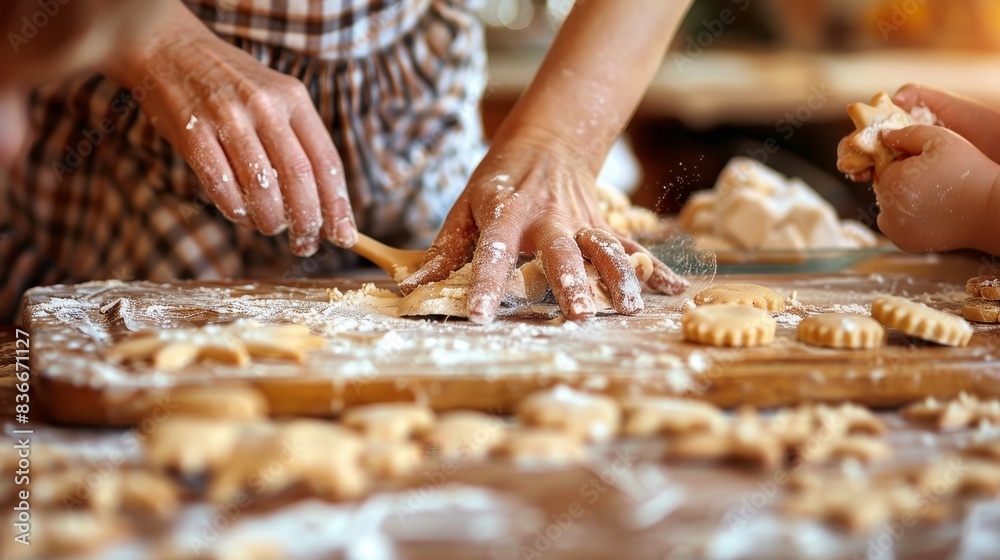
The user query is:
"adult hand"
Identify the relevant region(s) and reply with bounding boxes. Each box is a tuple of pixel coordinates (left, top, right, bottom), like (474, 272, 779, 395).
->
(878, 125, 998, 252)
(400, 126, 688, 324)
(103, 0, 356, 256)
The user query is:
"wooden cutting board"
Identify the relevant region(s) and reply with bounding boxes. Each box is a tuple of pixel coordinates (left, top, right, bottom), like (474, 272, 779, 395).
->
(21, 272, 1000, 426)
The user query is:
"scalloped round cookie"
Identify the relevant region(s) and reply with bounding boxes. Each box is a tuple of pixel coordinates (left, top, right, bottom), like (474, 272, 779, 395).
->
(681, 304, 777, 348)
(966, 276, 1000, 300)
(694, 283, 785, 313)
(797, 313, 886, 349)
(870, 296, 973, 347)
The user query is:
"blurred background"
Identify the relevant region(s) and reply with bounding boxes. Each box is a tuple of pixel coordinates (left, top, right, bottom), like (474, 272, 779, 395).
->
(475, 0, 1000, 229)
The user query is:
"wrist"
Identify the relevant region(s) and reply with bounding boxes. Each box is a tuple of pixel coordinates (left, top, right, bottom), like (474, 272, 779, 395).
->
(494, 119, 616, 176)
(97, 0, 199, 88)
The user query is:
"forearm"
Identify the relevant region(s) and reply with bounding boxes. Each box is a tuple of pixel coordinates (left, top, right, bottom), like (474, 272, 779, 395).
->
(493, 0, 692, 174)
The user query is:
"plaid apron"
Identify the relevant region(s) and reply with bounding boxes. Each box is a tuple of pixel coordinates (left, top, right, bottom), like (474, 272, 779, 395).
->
(1, 0, 486, 322)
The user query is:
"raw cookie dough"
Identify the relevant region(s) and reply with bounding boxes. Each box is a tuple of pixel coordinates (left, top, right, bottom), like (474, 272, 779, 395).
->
(871, 295, 973, 347)
(105, 320, 327, 370)
(693, 283, 786, 313)
(901, 393, 1000, 430)
(492, 429, 586, 467)
(620, 396, 726, 436)
(398, 255, 649, 319)
(963, 297, 1000, 323)
(839, 91, 937, 178)
(678, 157, 877, 251)
(424, 411, 506, 459)
(517, 385, 620, 443)
(341, 402, 435, 442)
(681, 304, 777, 347)
(796, 313, 887, 349)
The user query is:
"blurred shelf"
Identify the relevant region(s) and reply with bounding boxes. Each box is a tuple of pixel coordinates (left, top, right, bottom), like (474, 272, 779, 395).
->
(487, 48, 1000, 127)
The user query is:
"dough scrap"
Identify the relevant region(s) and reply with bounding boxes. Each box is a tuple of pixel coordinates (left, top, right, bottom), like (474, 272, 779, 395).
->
(963, 297, 1000, 323)
(517, 385, 621, 443)
(797, 313, 887, 349)
(341, 402, 435, 442)
(871, 295, 973, 347)
(693, 283, 785, 313)
(681, 304, 776, 347)
(105, 319, 326, 370)
(620, 396, 726, 436)
(840, 91, 937, 179)
(678, 157, 875, 251)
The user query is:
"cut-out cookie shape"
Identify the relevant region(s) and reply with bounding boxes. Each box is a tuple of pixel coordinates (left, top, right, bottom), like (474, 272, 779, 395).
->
(0, 512, 123, 559)
(901, 393, 1000, 429)
(797, 313, 887, 349)
(871, 296, 973, 347)
(210, 421, 367, 503)
(681, 304, 776, 347)
(517, 385, 620, 443)
(145, 418, 269, 476)
(963, 297, 1000, 323)
(105, 320, 327, 370)
(693, 283, 785, 313)
(965, 276, 1000, 300)
(364, 443, 424, 478)
(341, 402, 435, 441)
(620, 396, 726, 436)
(492, 429, 585, 467)
(665, 410, 784, 469)
(424, 411, 506, 459)
(33, 467, 180, 520)
(782, 473, 929, 534)
(839, 91, 937, 179)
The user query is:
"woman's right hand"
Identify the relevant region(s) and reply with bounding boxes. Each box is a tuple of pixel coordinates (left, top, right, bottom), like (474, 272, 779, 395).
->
(892, 84, 1000, 164)
(101, 0, 356, 256)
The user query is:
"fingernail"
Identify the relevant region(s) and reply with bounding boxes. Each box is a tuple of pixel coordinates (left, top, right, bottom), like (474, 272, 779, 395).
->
(334, 219, 358, 248)
(468, 294, 499, 325)
(291, 234, 319, 257)
(570, 296, 596, 318)
(621, 292, 644, 315)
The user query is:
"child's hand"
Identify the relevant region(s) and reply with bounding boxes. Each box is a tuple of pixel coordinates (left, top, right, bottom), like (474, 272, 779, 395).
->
(103, 1, 356, 256)
(893, 84, 1000, 164)
(399, 127, 687, 325)
(877, 125, 999, 252)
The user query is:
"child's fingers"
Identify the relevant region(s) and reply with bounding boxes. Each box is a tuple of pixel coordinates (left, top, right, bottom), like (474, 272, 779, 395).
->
(891, 83, 922, 111)
(882, 125, 946, 155)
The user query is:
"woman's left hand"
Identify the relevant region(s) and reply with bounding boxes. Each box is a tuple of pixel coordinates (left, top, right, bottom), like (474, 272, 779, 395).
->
(399, 126, 688, 324)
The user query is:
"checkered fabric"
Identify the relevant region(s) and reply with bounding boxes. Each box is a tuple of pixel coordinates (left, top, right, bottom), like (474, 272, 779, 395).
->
(0, 0, 487, 322)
